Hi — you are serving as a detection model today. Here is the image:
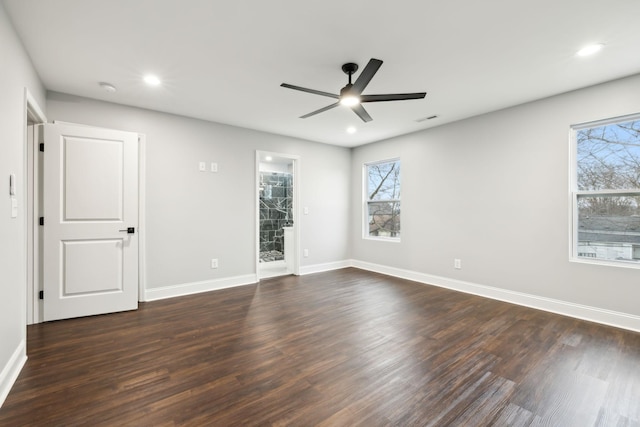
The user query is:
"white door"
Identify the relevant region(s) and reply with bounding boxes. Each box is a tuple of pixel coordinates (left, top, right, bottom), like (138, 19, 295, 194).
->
(42, 123, 139, 321)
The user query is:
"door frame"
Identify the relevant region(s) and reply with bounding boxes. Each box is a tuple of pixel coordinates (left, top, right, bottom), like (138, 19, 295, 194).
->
(255, 151, 301, 278)
(24, 89, 46, 325)
(26, 117, 147, 324)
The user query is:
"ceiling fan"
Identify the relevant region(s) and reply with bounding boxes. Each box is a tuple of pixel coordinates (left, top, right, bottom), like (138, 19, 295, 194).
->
(281, 58, 426, 123)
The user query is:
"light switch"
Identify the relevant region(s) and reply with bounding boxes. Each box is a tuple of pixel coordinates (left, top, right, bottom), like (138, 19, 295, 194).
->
(303, 207, 309, 215)
(199, 162, 206, 172)
(210, 162, 218, 172)
(10, 197, 17, 218)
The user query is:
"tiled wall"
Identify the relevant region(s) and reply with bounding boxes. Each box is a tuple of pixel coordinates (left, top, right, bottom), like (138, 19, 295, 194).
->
(259, 172, 293, 261)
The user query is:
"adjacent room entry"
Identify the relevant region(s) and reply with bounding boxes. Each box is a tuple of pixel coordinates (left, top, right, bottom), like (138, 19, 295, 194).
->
(256, 152, 299, 279)
(39, 123, 140, 321)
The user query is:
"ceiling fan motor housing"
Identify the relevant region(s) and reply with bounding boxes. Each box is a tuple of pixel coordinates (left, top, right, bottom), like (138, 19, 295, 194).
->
(340, 84, 354, 97)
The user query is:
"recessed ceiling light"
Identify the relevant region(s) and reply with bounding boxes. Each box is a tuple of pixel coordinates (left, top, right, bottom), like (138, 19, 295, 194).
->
(98, 82, 117, 93)
(346, 126, 357, 134)
(265, 156, 273, 161)
(143, 74, 161, 86)
(576, 43, 604, 57)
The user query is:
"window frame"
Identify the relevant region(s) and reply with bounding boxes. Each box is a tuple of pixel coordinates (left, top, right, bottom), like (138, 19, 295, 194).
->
(363, 158, 401, 242)
(569, 113, 640, 268)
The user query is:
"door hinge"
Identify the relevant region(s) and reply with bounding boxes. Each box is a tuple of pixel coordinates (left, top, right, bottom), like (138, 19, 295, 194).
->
(39, 217, 44, 226)
(39, 290, 44, 300)
(39, 143, 44, 152)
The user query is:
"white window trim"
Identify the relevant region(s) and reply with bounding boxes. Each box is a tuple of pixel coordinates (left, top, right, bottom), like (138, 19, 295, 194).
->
(569, 112, 640, 269)
(363, 157, 401, 242)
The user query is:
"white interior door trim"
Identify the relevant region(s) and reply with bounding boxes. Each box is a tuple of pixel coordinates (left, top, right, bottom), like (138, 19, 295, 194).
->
(24, 88, 47, 325)
(138, 134, 147, 301)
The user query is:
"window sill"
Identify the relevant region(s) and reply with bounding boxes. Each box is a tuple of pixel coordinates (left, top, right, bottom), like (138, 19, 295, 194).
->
(570, 257, 640, 270)
(363, 236, 401, 243)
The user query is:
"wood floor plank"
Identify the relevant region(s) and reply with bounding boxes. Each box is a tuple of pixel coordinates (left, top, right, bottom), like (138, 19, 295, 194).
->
(1, 268, 639, 426)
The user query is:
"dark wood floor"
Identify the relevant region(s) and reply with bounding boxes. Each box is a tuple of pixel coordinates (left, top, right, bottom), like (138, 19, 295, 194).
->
(1, 268, 640, 426)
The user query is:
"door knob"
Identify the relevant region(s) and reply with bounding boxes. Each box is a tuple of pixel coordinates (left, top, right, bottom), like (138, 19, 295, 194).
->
(119, 227, 135, 234)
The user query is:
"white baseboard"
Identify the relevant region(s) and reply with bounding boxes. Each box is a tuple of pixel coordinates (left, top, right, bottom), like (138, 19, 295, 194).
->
(143, 260, 640, 333)
(0, 340, 27, 409)
(144, 260, 355, 302)
(351, 259, 640, 333)
(143, 274, 258, 301)
(299, 260, 352, 276)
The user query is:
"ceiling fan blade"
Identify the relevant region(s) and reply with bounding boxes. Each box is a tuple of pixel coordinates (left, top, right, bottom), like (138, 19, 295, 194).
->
(361, 92, 427, 102)
(350, 58, 383, 95)
(300, 102, 340, 118)
(351, 104, 372, 122)
(281, 83, 339, 99)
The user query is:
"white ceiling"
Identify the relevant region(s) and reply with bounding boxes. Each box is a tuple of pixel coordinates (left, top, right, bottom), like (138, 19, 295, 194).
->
(4, 0, 640, 147)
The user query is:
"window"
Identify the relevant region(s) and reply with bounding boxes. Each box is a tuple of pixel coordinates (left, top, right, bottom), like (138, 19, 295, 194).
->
(571, 115, 640, 265)
(365, 159, 401, 239)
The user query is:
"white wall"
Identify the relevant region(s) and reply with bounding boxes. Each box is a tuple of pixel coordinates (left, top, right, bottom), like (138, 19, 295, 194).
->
(0, 3, 45, 406)
(351, 73, 640, 325)
(46, 93, 351, 293)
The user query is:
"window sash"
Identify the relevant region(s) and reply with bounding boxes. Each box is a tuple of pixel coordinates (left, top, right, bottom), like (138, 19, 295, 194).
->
(366, 201, 401, 238)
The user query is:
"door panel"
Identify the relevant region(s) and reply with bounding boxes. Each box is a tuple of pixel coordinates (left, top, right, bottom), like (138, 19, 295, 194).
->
(62, 239, 123, 295)
(64, 137, 124, 221)
(43, 123, 138, 321)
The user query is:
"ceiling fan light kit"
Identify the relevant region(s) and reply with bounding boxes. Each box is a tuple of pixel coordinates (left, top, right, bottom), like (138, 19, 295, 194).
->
(281, 58, 426, 123)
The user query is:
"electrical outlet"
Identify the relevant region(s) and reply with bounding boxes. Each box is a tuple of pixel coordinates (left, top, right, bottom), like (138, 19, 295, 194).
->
(454, 259, 462, 269)
(210, 162, 218, 172)
(211, 258, 218, 269)
(303, 249, 309, 258)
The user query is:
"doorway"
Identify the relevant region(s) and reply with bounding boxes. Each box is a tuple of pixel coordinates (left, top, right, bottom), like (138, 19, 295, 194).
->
(256, 151, 299, 279)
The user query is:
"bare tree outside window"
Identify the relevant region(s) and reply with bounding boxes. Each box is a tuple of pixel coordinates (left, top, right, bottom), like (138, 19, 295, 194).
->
(366, 160, 400, 238)
(574, 118, 640, 263)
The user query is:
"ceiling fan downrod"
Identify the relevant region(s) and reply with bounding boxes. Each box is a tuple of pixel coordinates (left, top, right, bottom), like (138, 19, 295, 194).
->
(341, 62, 358, 86)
